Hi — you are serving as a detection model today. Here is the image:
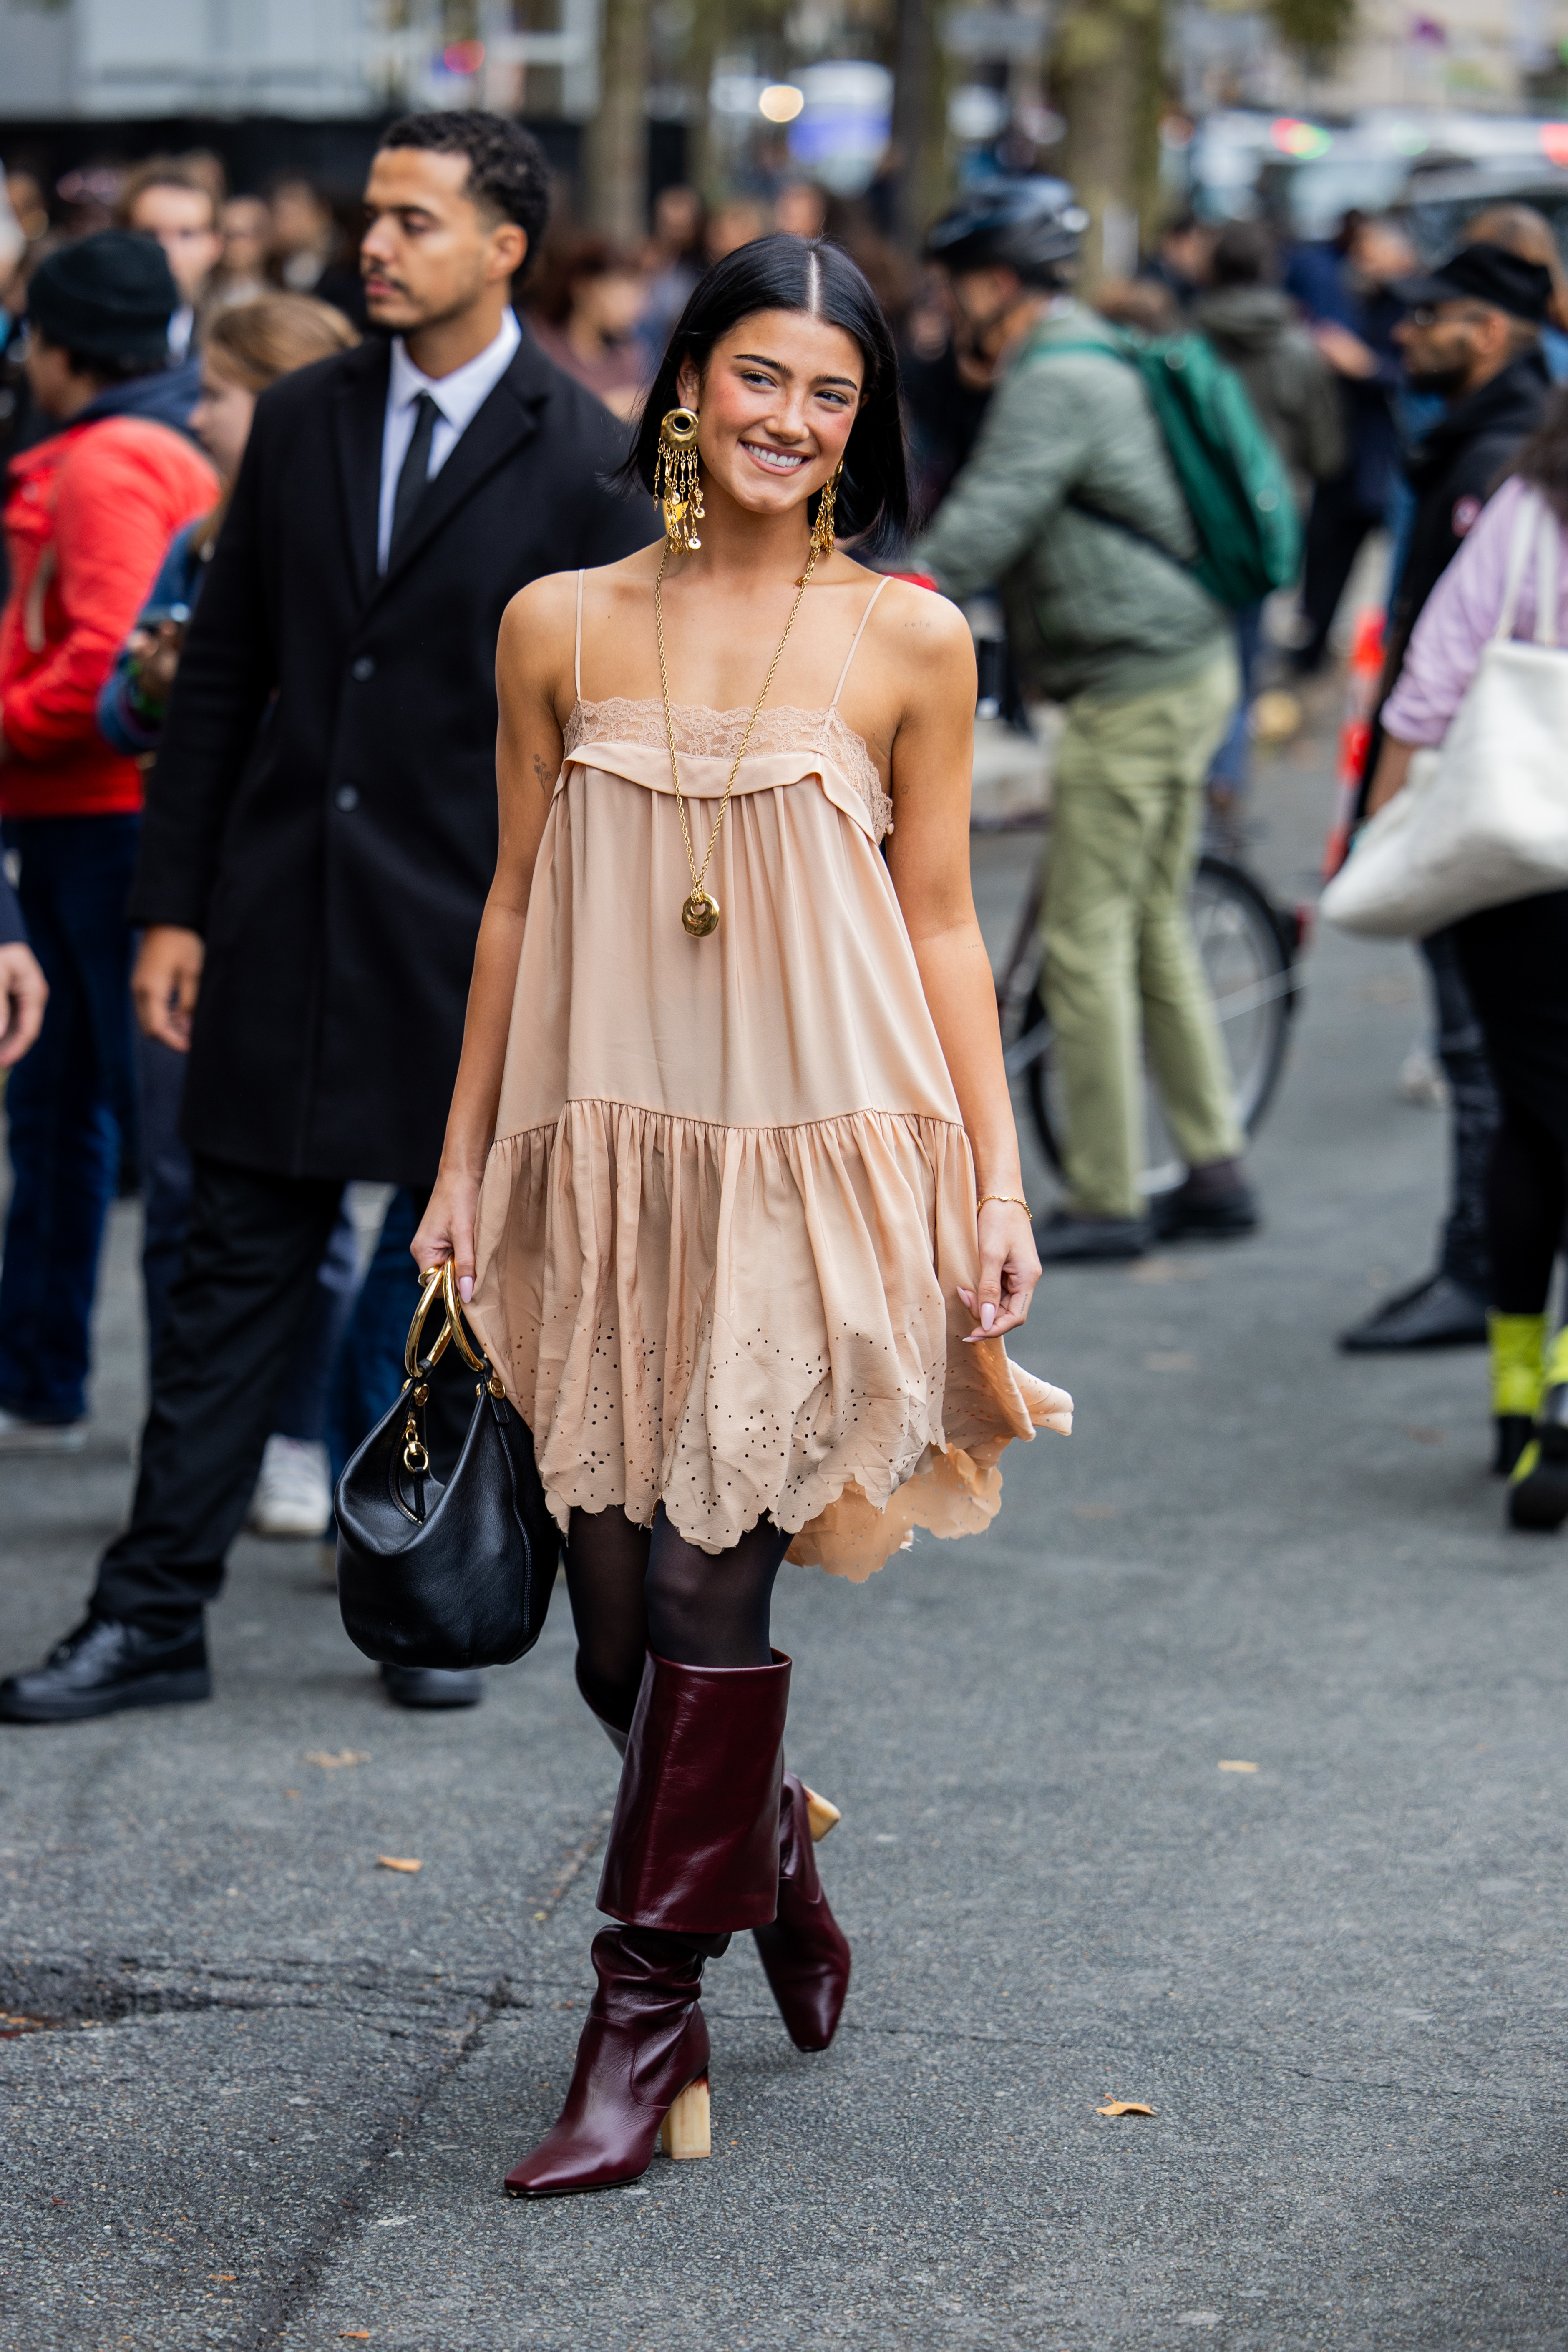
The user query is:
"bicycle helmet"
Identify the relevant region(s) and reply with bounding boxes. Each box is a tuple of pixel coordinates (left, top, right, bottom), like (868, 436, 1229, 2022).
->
(924, 184, 1087, 283)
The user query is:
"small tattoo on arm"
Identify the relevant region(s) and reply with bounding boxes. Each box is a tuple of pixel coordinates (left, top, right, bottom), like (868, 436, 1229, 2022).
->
(533, 752, 553, 789)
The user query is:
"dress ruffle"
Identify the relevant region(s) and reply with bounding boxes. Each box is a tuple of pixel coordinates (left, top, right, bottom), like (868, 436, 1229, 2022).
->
(468, 1096, 1071, 1581)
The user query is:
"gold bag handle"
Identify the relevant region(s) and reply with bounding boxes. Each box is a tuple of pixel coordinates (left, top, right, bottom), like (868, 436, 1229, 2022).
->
(402, 1260, 495, 1385)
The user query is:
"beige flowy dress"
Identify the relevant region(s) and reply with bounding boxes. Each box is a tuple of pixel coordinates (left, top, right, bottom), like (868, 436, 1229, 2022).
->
(467, 572, 1072, 1580)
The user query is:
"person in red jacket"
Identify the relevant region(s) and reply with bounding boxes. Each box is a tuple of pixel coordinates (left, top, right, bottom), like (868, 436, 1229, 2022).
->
(0, 231, 216, 1449)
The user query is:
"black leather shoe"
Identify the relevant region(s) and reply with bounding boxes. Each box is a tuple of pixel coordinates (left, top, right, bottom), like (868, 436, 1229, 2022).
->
(1032, 1210, 1150, 1264)
(1508, 1387, 1568, 1531)
(1338, 1273, 1488, 1353)
(0, 1615, 210, 1724)
(1494, 1415, 1534, 1478)
(380, 1663, 484, 1708)
(1151, 1173, 1259, 1240)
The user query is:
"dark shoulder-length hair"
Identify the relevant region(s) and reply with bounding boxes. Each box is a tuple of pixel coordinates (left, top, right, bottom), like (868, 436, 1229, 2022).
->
(623, 233, 909, 556)
(1513, 383, 1568, 523)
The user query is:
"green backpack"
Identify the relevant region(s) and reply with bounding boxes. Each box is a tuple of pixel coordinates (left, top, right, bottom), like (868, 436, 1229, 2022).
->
(1036, 325, 1302, 610)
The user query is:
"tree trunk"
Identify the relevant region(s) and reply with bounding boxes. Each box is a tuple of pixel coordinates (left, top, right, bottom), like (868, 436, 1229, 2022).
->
(586, 0, 652, 244)
(1054, 0, 1161, 291)
(891, 0, 946, 252)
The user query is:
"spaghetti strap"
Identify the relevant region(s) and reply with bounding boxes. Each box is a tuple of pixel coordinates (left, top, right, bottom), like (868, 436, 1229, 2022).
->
(574, 568, 585, 701)
(830, 575, 891, 709)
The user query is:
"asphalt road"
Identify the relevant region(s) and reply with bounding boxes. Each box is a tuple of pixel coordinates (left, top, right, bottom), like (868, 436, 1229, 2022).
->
(5, 702, 1567, 2351)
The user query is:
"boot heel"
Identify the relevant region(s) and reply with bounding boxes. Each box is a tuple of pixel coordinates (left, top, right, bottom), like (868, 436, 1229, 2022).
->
(802, 1785, 841, 1842)
(659, 2076, 710, 2160)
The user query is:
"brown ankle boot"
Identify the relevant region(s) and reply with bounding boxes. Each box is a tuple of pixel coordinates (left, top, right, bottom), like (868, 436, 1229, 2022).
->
(503, 1649, 791, 2196)
(752, 1772, 852, 2052)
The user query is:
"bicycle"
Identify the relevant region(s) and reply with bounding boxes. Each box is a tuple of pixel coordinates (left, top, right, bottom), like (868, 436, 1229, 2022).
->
(989, 820, 1309, 1195)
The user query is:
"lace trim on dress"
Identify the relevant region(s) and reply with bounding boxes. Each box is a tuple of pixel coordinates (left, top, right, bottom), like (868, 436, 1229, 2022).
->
(565, 696, 894, 841)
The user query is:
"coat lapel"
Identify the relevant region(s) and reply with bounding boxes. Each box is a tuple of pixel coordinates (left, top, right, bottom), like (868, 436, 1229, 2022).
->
(331, 341, 391, 604)
(370, 332, 552, 602)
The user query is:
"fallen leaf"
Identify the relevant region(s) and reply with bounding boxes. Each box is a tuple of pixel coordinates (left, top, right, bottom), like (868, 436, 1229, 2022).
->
(1097, 2101, 1155, 2117)
(377, 1856, 422, 1873)
(305, 1749, 370, 1770)
(209, 2273, 237, 2281)
(340, 2337, 371, 2343)
(1218, 1759, 1258, 1773)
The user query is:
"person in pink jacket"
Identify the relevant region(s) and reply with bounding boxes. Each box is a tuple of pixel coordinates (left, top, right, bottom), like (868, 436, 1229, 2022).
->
(1367, 410, 1568, 1528)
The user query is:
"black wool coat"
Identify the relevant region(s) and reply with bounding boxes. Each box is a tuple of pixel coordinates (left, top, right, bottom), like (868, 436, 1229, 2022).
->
(129, 326, 656, 1188)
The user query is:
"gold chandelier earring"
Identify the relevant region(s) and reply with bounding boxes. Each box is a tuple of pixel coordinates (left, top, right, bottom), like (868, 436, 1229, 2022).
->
(654, 406, 704, 552)
(810, 458, 845, 562)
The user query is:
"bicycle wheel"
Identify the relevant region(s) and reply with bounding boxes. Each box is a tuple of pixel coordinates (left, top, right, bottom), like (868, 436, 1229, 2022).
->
(1012, 854, 1299, 1193)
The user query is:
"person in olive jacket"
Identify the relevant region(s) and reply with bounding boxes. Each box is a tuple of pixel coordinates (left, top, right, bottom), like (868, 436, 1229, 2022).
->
(0, 111, 655, 1726)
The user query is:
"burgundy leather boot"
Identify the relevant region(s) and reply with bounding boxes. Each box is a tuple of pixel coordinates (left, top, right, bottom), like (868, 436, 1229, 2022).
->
(574, 1655, 851, 2056)
(504, 1648, 790, 2196)
(751, 1771, 852, 2052)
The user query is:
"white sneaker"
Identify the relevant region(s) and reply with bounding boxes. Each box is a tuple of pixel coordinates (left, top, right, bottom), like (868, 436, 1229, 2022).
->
(247, 1435, 332, 1538)
(0, 1407, 87, 1454)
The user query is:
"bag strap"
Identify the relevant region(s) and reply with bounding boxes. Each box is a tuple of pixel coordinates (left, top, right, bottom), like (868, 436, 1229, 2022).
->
(1495, 487, 1542, 644)
(1536, 502, 1560, 648)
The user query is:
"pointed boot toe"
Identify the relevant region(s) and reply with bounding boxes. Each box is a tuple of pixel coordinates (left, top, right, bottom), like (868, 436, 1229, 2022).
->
(752, 1773, 851, 2053)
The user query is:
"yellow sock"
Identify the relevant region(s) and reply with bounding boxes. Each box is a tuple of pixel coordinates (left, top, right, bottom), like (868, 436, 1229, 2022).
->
(1490, 1312, 1546, 1419)
(1545, 1323, 1568, 1393)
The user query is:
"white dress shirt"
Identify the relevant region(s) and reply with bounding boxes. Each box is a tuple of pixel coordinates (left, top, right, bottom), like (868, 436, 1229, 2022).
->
(376, 307, 522, 572)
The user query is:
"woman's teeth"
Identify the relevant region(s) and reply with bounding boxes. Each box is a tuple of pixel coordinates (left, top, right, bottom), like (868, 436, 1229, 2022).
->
(745, 445, 807, 472)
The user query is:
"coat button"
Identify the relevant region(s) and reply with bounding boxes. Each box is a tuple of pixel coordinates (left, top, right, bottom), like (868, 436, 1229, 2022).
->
(335, 784, 360, 812)
(351, 655, 375, 682)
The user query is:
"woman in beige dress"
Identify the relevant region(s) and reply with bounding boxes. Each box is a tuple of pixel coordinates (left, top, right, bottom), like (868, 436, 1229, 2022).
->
(413, 235, 1071, 2197)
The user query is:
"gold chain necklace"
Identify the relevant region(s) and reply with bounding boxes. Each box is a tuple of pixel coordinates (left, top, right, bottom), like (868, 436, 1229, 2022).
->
(654, 536, 818, 938)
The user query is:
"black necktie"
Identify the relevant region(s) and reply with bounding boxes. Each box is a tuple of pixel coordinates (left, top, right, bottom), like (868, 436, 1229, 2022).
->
(388, 391, 440, 563)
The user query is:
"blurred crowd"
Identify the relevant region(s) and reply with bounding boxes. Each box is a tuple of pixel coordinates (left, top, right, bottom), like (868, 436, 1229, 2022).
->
(6, 110, 1568, 1607)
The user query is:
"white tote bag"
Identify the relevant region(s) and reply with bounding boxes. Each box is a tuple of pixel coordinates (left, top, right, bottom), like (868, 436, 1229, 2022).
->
(1321, 487, 1568, 939)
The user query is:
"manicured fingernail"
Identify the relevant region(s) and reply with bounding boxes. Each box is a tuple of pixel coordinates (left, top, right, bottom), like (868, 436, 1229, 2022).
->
(458, 1276, 473, 1303)
(981, 1303, 996, 1330)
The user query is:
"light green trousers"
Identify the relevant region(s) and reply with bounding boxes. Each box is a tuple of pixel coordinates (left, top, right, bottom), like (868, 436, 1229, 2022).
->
(1042, 651, 1244, 1220)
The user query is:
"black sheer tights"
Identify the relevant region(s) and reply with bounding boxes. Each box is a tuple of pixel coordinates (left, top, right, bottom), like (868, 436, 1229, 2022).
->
(1488, 1099, 1568, 1316)
(565, 1504, 791, 1734)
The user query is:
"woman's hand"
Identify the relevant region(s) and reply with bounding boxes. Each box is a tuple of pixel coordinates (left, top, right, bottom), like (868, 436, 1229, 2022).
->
(958, 1199, 1040, 1342)
(410, 1166, 483, 1302)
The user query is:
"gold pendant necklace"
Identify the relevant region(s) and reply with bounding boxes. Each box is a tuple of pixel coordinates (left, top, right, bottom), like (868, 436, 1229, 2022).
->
(654, 536, 818, 938)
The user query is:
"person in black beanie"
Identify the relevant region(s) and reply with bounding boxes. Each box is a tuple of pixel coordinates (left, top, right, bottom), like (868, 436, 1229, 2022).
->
(0, 232, 217, 1455)
(0, 115, 653, 1722)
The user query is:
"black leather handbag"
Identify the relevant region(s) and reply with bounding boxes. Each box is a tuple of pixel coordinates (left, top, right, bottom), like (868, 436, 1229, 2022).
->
(335, 1262, 558, 1671)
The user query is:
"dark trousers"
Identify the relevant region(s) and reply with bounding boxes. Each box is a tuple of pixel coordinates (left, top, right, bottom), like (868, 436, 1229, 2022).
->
(1296, 471, 1383, 675)
(0, 815, 140, 1424)
(1420, 928, 1499, 1295)
(134, 1029, 361, 1438)
(327, 1186, 421, 1486)
(92, 1155, 468, 1635)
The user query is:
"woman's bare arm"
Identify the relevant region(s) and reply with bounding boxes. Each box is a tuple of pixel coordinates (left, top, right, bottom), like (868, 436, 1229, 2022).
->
(1364, 735, 1416, 816)
(410, 572, 576, 1292)
(881, 585, 1040, 1340)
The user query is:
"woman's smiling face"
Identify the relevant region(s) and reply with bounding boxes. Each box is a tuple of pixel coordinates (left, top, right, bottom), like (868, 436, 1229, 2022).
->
(676, 308, 866, 525)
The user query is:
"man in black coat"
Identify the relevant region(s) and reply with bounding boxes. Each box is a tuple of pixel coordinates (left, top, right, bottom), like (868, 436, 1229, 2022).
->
(1340, 243, 1552, 1356)
(0, 111, 655, 1725)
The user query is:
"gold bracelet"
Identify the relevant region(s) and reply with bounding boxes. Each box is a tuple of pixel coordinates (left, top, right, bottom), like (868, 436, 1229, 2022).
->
(977, 1193, 1029, 1215)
